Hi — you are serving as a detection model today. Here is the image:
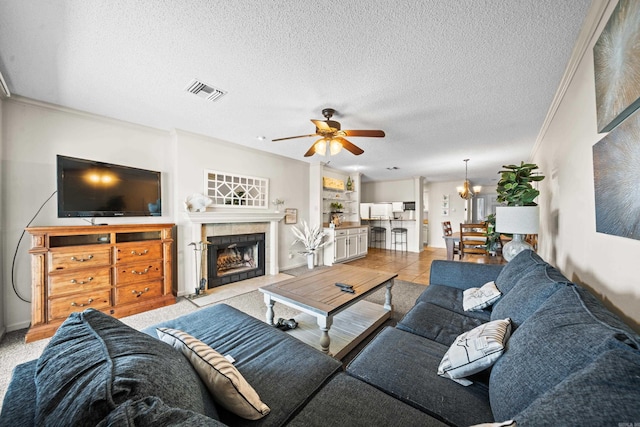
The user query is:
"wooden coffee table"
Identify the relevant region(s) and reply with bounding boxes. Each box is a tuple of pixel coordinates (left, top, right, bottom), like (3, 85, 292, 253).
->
(259, 264, 396, 359)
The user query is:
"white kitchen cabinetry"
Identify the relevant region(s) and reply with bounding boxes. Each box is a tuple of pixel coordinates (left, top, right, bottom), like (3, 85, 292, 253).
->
(323, 226, 368, 266)
(357, 227, 368, 257)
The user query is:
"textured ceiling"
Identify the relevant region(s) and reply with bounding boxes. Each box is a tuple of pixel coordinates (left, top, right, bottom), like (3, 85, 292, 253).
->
(0, 0, 592, 184)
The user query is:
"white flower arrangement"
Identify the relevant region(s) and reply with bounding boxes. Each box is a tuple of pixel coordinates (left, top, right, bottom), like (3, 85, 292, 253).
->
(291, 220, 328, 255)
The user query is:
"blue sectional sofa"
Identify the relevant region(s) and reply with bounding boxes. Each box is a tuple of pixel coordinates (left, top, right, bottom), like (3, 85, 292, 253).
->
(2, 250, 639, 426)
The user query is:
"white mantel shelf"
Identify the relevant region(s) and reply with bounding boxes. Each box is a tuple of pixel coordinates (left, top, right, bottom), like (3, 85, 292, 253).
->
(185, 211, 284, 224)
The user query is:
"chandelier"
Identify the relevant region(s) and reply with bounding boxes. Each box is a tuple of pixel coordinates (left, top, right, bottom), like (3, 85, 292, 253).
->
(457, 159, 481, 200)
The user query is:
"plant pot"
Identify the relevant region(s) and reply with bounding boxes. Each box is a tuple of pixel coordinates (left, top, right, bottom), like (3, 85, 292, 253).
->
(307, 253, 315, 269)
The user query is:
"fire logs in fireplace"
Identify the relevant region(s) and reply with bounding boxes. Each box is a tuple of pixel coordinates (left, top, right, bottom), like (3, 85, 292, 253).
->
(207, 233, 265, 288)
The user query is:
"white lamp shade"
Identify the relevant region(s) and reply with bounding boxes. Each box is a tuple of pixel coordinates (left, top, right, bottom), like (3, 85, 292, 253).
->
(495, 206, 539, 234)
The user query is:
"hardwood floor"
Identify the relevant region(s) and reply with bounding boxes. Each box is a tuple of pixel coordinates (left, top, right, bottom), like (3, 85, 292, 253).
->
(346, 246, 505, 285)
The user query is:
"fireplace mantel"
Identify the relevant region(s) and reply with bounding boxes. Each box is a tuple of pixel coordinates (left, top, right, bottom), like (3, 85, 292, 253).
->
(186, 211, 284, 224)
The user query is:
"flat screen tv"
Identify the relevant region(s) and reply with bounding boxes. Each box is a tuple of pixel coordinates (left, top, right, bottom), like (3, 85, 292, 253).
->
(57, 155, 162, 217)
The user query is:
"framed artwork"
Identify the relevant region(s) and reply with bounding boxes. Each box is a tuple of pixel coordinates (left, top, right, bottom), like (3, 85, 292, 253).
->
(441, 194, 449, 216)
(284, 208, 298, 224)
(594, 0, 640, 133)
(593, 108, 640, 241)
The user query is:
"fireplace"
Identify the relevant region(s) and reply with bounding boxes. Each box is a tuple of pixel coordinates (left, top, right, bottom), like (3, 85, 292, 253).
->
(207, 233, 265, 288)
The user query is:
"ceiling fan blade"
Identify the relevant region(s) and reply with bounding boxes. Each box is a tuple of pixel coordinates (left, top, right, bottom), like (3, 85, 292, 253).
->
(303, 143, 318, 157)
(272, 133, 318, 142)
(342, 129, 385, 138)
(336, 137, 364, 156)
(311, 119, 333, 131)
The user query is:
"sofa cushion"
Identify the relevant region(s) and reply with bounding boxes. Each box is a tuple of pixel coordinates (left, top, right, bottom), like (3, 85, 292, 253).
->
(287, 373, 448, 427)
(97, 396, 226, 427)
(0, 360, 38, 426)
(490, 263, 571, 328)
(397, 301, 486, 346)
(438, 318, 511, 386)
(490, 285, 640, 421)
(157, 327, 270, 420)
(417, 284, 492, 322)
(494, 249, 545, 294)
(429, 260, 504, 290)
(143, 303, 342, 427)
(34, 309, 212, 427)
(511, 348, 640, 426)
(463, 281, 502, 312)
(347, 327, 494, 426)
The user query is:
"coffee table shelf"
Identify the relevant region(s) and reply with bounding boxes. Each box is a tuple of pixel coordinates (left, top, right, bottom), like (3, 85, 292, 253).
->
(259, 264, 396, 359)
(286, 299, 390, 359)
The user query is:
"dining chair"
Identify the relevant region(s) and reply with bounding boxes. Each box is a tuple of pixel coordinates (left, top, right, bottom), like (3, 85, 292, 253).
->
(441, 221, 460, 259)
(459, 222, 488, 258)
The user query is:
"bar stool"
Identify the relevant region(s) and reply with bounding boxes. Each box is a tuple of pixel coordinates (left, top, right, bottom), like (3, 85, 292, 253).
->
(371, 226, 386, 249)
(391, 227, 408, 252)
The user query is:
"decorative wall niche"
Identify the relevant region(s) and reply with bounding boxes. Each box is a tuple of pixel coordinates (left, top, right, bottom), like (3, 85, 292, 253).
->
(205, 170, 269, 208)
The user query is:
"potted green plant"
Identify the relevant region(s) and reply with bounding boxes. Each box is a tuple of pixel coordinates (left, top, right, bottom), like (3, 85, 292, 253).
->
(329, 202, 343, 212)
(291, 220, 328, 269)
(496, 162, 545, 206)
(484, 213, 500, 254)
(495, 162, 545, 261)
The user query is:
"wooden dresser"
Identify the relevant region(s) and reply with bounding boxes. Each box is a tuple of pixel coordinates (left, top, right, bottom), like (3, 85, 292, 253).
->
(25, 223, 176, 342)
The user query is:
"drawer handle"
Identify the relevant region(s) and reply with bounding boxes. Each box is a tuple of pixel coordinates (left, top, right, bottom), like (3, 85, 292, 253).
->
(131, 268, 150, 275)
(70, 255, 94, 262)
(71, 298, 94, 307)
(130, 250, 149, 256)
(131, 287, 151, 297)
(70, 277, 93, 285)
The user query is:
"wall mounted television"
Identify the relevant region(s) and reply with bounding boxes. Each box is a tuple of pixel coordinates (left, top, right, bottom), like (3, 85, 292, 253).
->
(57, 155, 162, 217)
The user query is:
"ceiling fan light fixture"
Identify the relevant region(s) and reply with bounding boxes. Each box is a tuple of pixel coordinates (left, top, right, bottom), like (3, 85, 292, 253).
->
(329, 138, 343, 155)
(314, 139, 327, 156)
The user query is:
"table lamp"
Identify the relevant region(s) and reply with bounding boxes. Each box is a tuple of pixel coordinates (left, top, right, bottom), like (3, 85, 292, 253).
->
(495, 206, 539, 262)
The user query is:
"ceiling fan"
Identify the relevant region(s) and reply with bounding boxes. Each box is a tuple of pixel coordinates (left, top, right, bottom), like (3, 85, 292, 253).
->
(272, 108, 385, 157)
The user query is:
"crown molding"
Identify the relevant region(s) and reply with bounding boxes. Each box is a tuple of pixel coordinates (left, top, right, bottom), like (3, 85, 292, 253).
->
(531, 0, 614, 157)
(0, 71, 10, 98)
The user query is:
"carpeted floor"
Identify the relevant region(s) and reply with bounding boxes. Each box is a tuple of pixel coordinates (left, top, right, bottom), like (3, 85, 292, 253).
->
(0, 273, 426, 407)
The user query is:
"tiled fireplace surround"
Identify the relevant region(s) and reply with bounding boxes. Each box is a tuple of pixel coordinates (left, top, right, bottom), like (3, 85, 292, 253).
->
(184, 211, 283, 294)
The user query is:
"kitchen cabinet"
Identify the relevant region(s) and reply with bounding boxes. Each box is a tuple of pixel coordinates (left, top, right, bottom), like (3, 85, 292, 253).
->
(323, 226, 368, 266)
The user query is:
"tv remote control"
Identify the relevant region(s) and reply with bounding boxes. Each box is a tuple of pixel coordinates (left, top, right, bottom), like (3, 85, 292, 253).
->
(335, 282, 353, 289)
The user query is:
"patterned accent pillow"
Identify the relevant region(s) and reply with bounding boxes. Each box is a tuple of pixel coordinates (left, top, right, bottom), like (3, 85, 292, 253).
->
(157, 327, 270, 420)
(437, 318, 512, 386)
(463, 281, 502, 311)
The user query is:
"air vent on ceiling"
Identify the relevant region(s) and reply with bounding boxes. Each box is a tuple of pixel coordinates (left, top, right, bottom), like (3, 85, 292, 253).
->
(185, 79, 227, 102)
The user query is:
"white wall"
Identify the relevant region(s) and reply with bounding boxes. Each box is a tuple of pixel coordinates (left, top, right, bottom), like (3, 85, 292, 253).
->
(0, 98, 310, 331)
(0, 97, 5, 338)
(361, 178, 414, 202)
(171, 129, 310, 289)
(426, 181, 468, 248)
(533, 1, 639, 331)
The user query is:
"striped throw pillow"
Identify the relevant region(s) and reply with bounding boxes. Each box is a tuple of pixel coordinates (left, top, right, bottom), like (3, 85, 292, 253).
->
(157, 327, 270, 420)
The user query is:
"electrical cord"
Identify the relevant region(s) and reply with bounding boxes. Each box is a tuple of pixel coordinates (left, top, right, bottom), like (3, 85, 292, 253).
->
(11, 190, 57, 303)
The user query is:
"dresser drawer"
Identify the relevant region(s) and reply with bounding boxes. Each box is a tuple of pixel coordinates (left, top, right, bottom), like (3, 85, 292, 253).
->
(49, 291, 111, 321)
(116, 261, 162, 285)
(49, 268, 112, 296)
(115, 281, 163, 305)
(116, 242, 162, 264)
(49, 246, 111, 272)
